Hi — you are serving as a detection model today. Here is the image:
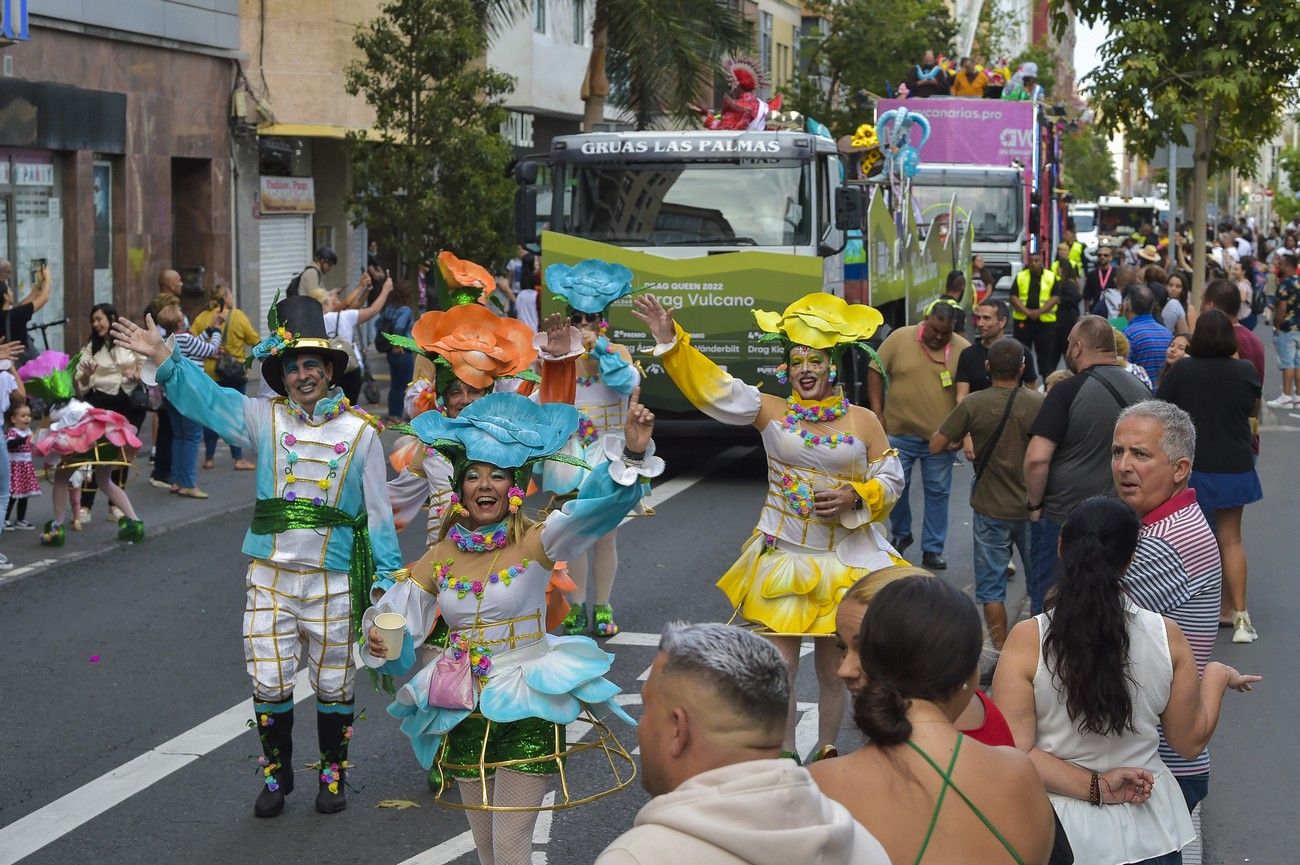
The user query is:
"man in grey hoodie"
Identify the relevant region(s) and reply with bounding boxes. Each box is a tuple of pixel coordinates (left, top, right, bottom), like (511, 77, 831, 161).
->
(596, 623, 889, 865)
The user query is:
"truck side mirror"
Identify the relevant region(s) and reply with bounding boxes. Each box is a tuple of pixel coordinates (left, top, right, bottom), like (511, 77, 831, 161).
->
(835, 186, 865, 231)
(515, 186, 539, 249)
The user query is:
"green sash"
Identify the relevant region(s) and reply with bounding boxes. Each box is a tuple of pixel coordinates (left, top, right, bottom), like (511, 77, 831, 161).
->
(250, 497, 373, 644)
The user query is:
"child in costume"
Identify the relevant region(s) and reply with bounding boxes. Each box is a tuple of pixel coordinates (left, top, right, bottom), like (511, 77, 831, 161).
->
(632, 292, 906, 761)
(111, 295, 403, 818)
(25, 351, 144, 545)
(5, 399, 40, 528)
(536, 259, 642, 637)
(362, 390, 658, 865)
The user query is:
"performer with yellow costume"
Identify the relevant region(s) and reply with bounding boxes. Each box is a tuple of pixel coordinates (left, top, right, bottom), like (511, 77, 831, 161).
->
(632, 292, 906, 760)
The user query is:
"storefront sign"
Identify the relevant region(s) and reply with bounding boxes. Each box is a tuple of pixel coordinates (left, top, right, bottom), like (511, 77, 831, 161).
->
(260, 176, 315, 213)
(13, 161, 52, 186)
(501, 111, 534, 149)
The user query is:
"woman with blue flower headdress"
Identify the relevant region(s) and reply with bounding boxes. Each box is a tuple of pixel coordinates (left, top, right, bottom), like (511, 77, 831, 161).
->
(535, 258, 642, 638)
(361, 389, 658, 865)
(633, 291, 906, 763)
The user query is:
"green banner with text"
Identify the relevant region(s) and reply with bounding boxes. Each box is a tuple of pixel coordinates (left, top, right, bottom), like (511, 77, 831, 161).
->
(540, 231, 825, 414)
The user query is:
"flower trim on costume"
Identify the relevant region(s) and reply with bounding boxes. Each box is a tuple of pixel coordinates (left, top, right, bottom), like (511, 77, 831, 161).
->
(782, 394, 855, 449)
(576, 374, 598, 388)
(435, 558, 530, 600)
(249, 326, 297, 363)
(448, 631, 493, 684)
(603, 434, 666, 486)
(508, 486, 524, 514)
(449, 520, 509, 552)
(320, 762, 342, 794)
(576, 413, 599, 446)
(780, 474, 815, 517)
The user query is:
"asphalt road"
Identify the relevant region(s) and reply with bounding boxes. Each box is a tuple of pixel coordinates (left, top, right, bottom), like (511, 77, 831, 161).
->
(1, 408, 1297, 865)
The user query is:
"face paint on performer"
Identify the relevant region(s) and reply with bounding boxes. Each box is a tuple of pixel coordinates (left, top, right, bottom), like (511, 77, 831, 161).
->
(442, 379, 488, 419)
(788, 345, 833, 401)
(282, 353, 333, 411)
(461, 462, 513, 527)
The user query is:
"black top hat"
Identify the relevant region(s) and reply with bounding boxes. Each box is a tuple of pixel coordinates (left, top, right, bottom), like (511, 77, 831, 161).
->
(260, 295, 351, 397)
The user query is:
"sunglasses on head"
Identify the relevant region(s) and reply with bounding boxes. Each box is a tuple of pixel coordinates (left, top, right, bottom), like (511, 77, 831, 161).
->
(569, 312, 603, 325)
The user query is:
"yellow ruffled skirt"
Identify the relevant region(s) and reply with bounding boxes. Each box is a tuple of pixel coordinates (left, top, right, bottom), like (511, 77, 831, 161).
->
(717, 532, 868, 636)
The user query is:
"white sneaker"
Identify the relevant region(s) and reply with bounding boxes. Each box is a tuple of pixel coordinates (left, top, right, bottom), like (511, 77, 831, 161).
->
(78, 507, 92, 524)
(1232, 611, 1259, 644)
(0, 553, 12, 570)
(109, 505, 124, 521)
(1266, 394, 1298, 409)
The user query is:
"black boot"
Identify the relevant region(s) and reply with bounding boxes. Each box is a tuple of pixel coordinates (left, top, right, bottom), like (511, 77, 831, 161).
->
(253, 703, 295, 818)
(315, 702, 353, 814)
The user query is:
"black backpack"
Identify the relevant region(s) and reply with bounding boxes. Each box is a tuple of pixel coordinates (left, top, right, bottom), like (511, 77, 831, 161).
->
(286, 265, 319, 297)
(1250, 280, 1268, 316)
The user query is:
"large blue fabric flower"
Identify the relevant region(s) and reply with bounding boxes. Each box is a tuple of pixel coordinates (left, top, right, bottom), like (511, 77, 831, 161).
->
(410, 392, 578, 470)
(544, 259, 635, 314)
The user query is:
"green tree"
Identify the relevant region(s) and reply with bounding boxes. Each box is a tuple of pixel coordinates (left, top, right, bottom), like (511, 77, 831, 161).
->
(1062, 126, 1117, 201)
(1056, 0, 1300, 300)
(481, 0, 747, 130)
(788, 0, 958, 137)
(345, 0, 517, 271)
(1276, 145, 1300, 224)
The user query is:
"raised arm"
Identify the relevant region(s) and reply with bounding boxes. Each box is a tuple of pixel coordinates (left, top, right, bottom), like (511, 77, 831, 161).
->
(632, 294, 765, 428)
(17, 265, 51, 312)
(539, 387, 662, 565)
(111, 314, 261, 449)
(355, 277, 394, 324)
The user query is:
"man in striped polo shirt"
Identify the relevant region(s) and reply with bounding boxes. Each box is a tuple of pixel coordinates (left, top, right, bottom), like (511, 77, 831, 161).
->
(1112, 400, 1222, 815)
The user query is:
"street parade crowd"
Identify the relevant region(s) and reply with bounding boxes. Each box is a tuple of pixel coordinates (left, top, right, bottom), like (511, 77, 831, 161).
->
(0, 217, 1295, 864)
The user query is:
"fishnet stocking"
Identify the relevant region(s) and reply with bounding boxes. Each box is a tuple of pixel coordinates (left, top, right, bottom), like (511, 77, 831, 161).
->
(767, 635, 847, 755)
(456, 770, 551, 865)
(457, 777, 497, 865)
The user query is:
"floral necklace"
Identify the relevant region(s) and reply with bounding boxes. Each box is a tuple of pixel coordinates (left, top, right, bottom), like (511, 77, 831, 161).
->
(449, 520, 509, 552)
(781, 394, 854, 448)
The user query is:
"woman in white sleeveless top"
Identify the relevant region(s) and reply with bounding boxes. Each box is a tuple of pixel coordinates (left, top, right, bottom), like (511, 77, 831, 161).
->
(994, 496, 1259, 865)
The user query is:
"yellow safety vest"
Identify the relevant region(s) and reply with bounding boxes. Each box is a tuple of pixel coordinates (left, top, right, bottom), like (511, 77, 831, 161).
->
(1013, 269, 1057, 322)
(1069, 241, 1084, 270)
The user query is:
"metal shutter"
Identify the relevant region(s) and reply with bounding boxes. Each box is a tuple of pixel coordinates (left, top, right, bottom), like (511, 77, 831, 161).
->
(257, 214, 311, 328)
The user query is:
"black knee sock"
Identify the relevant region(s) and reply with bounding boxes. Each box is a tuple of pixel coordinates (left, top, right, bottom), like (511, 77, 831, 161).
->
(16, 499, 26, 521)
(4, 498, 13, 521)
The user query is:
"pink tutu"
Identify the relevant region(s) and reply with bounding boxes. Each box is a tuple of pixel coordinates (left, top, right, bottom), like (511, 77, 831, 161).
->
(34, 408, 142, 458)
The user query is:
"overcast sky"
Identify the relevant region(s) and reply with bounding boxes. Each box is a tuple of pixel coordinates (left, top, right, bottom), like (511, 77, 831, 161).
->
(1073, 19, 1107, 93)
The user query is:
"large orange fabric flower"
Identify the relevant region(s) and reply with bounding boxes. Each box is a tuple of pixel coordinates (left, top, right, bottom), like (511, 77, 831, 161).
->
(437, 251, 496, 306)
(411, 304, 536, 390)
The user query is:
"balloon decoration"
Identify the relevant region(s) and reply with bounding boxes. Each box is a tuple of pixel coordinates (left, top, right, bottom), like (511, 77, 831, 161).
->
(875, 108, 931, 179)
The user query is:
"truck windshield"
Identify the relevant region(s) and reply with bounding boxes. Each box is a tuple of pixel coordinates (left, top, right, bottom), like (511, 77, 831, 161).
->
(910, 183, 1022, 242)
(565, 161, 812, 247)
(1071, 211, 1096, 232)
(1098, 206, 1155, 237)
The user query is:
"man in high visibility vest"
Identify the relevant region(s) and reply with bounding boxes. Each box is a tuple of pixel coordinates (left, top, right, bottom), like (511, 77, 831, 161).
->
(1011, 250, 1059, 378)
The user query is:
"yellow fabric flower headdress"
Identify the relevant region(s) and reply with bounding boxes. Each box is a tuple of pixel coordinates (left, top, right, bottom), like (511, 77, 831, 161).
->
(754, 293, 888, 384)
(754, 293, 883, 351)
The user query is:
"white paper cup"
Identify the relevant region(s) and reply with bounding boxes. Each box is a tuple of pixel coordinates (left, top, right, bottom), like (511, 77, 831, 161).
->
(374, 612, 407, 660)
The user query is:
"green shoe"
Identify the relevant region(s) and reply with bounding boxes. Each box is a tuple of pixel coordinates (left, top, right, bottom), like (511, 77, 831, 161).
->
(426, 764, 444, 793)
(779, 750, 802, 765)
(40, 521, 65, 547)
(117, 517, 145, 542)
(561, 602, 588, 636)
(592, 604, 619, 637)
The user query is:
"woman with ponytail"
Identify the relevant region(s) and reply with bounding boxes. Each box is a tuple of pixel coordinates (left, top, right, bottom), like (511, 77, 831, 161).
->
(994, 496, 1260, 865)
(811, 576, 1056, 864)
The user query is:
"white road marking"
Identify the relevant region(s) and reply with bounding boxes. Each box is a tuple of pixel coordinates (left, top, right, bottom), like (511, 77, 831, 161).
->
(0, 670, 314, 865)
(0, 558, 58, 586)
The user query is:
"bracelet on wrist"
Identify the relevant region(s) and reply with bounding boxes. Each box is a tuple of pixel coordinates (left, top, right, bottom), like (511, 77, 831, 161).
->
(1089, 771, 1102, 806)
(623, 447, 646, 462)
